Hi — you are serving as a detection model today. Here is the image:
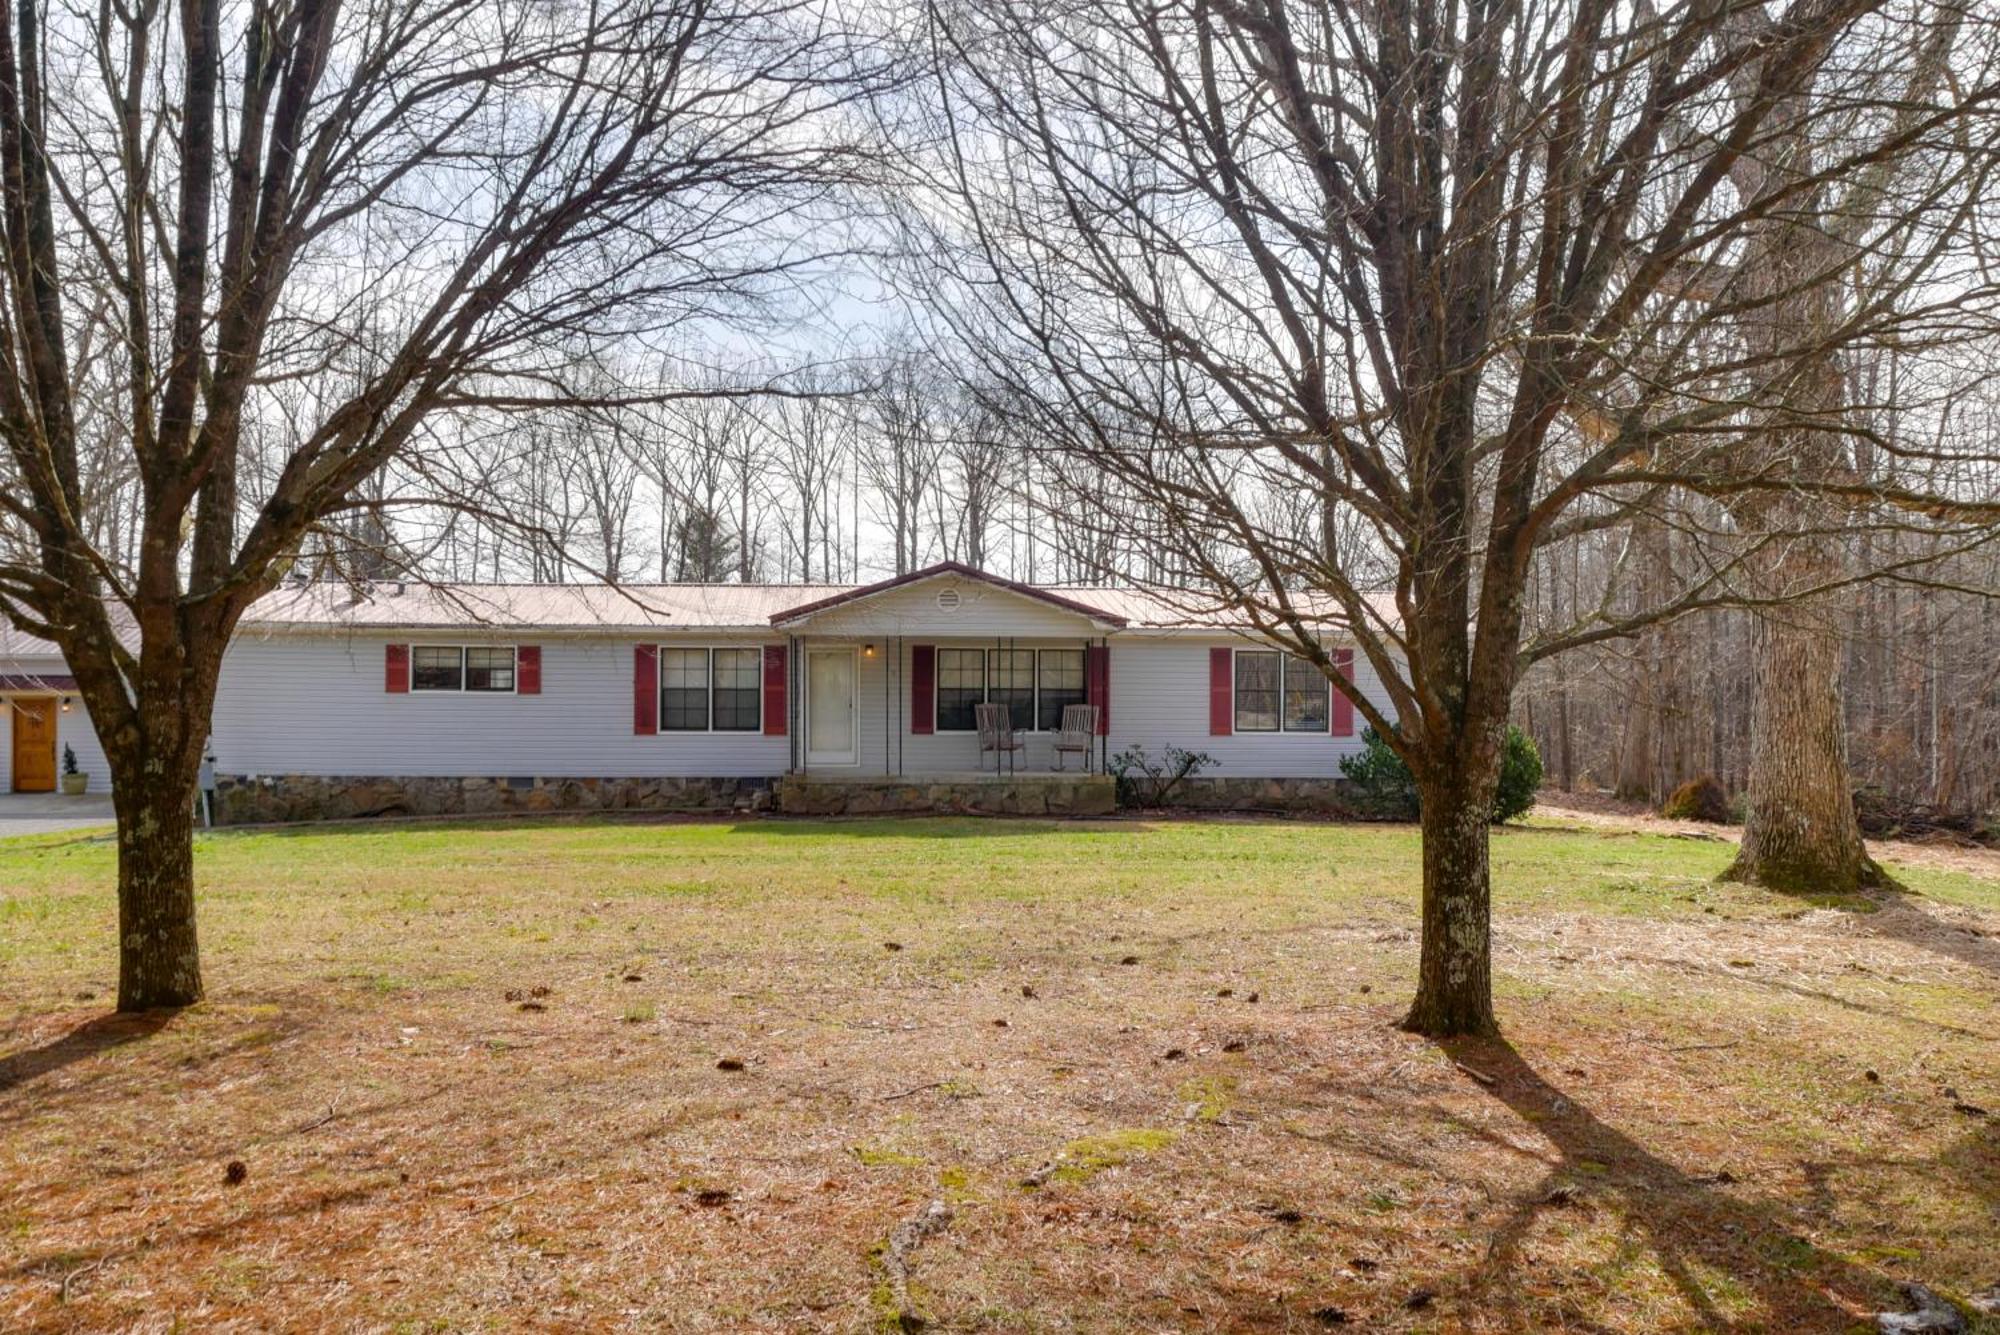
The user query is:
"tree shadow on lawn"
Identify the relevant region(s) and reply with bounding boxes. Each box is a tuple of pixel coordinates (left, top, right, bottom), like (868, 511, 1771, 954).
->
(1427, 1037, 1907, 1332)
(0, 1010, 176, 1097)
(1856, 890, 2000, 981)
(0, 1002, 316, 1135)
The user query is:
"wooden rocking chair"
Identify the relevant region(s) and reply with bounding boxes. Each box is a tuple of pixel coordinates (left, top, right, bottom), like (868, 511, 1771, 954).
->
(1052, 704, 1099, 772)
(974, 702, 1025, 775)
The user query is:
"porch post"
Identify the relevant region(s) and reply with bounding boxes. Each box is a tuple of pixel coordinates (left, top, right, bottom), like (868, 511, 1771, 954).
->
(1098, 636, 1108, 777)
(789, 635, 801, 775)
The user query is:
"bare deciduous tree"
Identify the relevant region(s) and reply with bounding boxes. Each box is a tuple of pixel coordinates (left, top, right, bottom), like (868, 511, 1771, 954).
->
(0, 0, 880, 1009)
(915, 0, 2000, 1033)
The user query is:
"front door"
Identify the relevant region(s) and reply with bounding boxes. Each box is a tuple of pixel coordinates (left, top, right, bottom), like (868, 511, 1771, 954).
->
(10, 698, 57, 792)
(805, 648, 858, 767)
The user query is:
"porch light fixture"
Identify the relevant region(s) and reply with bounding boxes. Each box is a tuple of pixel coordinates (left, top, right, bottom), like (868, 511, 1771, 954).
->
(60, 696, 72, 713)
(863, 643, 877, 658)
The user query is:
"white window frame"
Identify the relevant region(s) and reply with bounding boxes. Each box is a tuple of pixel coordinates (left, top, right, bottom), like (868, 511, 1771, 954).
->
(409, 644, 519, 695)
(933, 646, 1088, 734)
(1233, 647, 1329, 734)
(656, 644, 764, 735)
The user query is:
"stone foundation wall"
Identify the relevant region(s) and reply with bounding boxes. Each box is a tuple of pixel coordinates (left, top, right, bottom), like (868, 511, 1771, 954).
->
(212, 773, 774, 825)
(1145, 776, 1363, 815)
(210, 771, 1350, 824)
(775, 775, 1116, 817)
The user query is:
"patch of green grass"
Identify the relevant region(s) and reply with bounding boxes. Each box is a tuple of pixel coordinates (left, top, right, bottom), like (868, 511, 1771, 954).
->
(1046, 1129, 1179, 1184)
(1176, 1074, 1237, 1123)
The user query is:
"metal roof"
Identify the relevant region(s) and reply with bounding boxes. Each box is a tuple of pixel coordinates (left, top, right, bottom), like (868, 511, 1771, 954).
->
(241, 581, 852, 634)
(241, 577, 1394, 635)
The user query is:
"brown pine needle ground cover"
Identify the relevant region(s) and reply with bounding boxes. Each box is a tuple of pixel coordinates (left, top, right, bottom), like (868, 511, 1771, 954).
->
(2, 814, 1997, 1333)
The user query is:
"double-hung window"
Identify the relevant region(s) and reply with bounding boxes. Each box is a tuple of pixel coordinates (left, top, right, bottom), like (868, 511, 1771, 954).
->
(661, 646, 762, 733)
(412, 646, 515, 693)
(1235, 650, 1327, 732)
(1036, 649, 1086, 731)
(465, 647, 516, 692)
(989, 650, 1036, 731)
(411, 646, 465, 692)
(710, 648, 762, 732)
(935, 649, 986, 732)
(661, 649, 711, 731)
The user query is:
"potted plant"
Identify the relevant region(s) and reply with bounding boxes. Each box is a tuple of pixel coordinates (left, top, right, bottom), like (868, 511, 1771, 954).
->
(60, 744, 88, 795)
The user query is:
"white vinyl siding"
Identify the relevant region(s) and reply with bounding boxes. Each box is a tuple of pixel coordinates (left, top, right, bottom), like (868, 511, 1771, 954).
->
(1106, 639, 1393, 778)
(209, 635, 785, 778)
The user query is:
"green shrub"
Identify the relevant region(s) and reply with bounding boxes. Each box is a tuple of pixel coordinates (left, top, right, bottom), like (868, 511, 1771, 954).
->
(1491, 728, 1544, 824)
(1338, 726, 1543, 825)
(1337, 728, 1420, 819)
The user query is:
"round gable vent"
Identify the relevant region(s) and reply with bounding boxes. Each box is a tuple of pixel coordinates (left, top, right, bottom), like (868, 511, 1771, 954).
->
(935, 587, 963, 612)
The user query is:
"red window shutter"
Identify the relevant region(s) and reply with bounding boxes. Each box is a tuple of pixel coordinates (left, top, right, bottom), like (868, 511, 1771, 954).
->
(910, 644, 936, 735)
(385, 643, 409, 693)
(1331, 647, 1355, 736)
(762, 644, 787, 736)
(634, 645, 658, 735)
(1208, 647, 1233, 736)
(517, 646, 542, 695)
(1085, 644, 1110, 734)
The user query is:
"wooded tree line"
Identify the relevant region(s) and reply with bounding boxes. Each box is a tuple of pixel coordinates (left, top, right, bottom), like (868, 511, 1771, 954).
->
(1520, 545, 2000, 818)
(3, 0, 1998, 1037)
(64, 345, 1119, 588)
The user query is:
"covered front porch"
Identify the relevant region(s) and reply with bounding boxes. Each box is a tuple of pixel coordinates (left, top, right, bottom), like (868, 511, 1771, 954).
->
(770, 565, 1121, 783)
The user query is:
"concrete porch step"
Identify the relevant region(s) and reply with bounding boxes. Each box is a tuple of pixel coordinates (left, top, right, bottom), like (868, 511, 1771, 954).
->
(775, 773, 1115, 817)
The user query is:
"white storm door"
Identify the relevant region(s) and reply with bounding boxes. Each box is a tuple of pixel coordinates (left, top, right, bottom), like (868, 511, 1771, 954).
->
(806, 648, 858, 766)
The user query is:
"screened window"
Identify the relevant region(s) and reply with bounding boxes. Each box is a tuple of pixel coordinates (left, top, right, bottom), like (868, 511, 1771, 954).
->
(1037, 649, 1087, 731)
(465, 647, 516, 693)
(411, 646, 464, 691)
(661, 648, 710, 731)
(989, 650, 1036, 731)
(711, 648, 762, 732)
(1282, 655, 1329, 732)
(1234, 651, 1281, 731)
(935, 649, 986, 732)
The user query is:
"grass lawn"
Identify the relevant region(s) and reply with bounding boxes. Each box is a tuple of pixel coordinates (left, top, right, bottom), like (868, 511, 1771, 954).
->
(2, 813, 1997, 1333)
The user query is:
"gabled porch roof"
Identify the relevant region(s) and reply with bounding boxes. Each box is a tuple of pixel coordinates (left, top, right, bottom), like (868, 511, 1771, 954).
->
(768, 561, 1129, 631)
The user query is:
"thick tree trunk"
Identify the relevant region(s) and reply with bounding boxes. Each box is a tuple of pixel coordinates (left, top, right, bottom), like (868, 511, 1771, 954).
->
(1723, 594, 1888, 895)
(113, 763, 204, 1010)
(1614, 665, 1655, 802)
(1403, 775, 1497, 1037)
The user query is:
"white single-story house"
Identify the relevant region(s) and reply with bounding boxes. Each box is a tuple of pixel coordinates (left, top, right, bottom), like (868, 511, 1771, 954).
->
(3, 563, 1398, 819)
